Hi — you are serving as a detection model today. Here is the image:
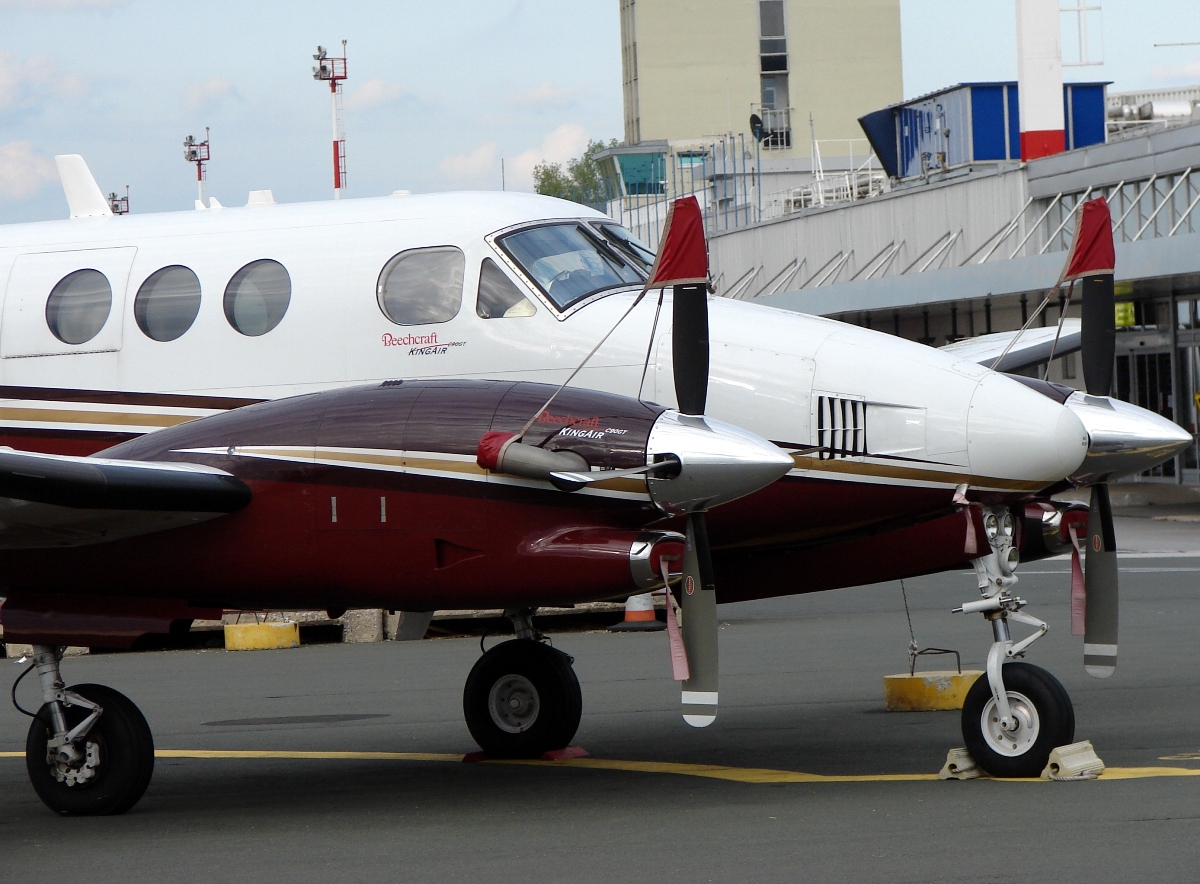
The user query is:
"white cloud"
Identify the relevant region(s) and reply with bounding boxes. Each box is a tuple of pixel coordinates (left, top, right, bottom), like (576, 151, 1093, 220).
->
(0, 0, 129, 8)
(505, 123, 590, 191)
(0, 52, 89, 111)
(0, 141, 57, 200)
(506, 81, 583, 109)
(185, 77, 238, 110)
(1151, 60, 1200, 82)
(438, 142, 499, 183)
(345, 78, 406, 111)
(436, 125, 591, 191)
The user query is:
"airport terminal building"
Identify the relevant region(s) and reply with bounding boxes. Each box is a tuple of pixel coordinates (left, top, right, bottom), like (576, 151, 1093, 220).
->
(606, 0, 1200, 484)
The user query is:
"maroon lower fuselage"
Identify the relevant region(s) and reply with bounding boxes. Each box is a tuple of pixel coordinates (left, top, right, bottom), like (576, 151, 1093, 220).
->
(0, 379, 1046, 647)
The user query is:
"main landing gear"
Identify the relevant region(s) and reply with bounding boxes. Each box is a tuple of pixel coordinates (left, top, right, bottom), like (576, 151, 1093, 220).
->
(463, 608, 582, 758)
(955, 507, 1075, 778)
(17, 646, 154, 816)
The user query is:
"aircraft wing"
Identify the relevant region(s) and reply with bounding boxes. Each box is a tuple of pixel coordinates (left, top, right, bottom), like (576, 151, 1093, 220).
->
(939, 318, 1081, 372)
(0, 448, 251, 549)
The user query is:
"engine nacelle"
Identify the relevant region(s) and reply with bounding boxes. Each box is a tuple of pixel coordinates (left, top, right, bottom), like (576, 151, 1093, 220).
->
(1020, 500, 1089, 562)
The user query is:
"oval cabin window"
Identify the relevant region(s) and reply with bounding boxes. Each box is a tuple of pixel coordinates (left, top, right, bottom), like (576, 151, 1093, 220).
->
(45, 269, 112, 345)
(134, 265, 202, 342)
(377, 247, 464, 325)
(223, 259, 291, 336)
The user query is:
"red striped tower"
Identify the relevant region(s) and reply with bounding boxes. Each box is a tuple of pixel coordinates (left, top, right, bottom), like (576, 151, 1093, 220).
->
(313, 41, 348, 199)
(1016, 0, 1066, 160)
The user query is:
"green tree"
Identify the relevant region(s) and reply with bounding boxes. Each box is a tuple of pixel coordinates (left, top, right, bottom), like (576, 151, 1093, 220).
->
(533, 138, 619, 206)
(531, 161, 574, 200)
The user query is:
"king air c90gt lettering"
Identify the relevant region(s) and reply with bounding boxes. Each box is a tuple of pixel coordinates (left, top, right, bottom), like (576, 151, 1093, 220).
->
(0, 162, 1189, 814)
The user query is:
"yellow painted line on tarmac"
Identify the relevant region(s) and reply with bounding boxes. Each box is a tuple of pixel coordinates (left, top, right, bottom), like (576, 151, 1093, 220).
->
(154, 749, 463, 762)
(496, 757, 939, 782)
(1096, 766, 1200, 780)
(2, 749, 1198, 782)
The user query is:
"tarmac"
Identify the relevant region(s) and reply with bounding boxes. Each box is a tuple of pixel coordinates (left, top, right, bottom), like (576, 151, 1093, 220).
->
(1, 495, 1198, 882)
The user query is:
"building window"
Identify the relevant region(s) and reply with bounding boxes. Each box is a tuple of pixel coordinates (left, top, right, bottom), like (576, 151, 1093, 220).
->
(135, 265, 202, 342)
(224, 259, 291, 337)
(758, 1, 791, 149)
(45, 269, 112, 345)
(377, 246, 465, 325)
(759, 1, 788, 72)
(476, 258, 535, 319)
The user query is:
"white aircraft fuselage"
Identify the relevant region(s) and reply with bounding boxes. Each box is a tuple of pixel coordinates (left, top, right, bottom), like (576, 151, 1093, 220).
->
(0, 190, 1103, 494)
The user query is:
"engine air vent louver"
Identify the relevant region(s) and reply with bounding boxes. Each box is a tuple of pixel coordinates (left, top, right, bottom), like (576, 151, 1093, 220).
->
(816, 395, 867, 459)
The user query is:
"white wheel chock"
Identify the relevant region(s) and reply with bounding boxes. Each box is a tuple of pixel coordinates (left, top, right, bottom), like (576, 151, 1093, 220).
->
(1042, 740, 1105, 780)
(939, 747, 985, 780)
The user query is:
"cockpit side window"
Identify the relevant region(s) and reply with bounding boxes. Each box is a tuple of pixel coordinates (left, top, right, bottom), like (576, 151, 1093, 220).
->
(476, 258, 536, 319)
(497, 223, 644, 312)
(377, 246, 464, 326)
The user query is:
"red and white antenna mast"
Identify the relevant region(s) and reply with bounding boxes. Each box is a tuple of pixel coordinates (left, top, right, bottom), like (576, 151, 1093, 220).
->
(313, 41, 348, 200)
(107, 186, 130, 215)
(183, 128, 211, 206)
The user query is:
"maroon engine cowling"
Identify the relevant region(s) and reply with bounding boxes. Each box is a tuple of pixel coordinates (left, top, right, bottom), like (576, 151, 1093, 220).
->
(0, 382, 683, 647)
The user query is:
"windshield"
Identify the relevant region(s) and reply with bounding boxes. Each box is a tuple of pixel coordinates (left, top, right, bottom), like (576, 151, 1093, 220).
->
(593, 223, 656, 272)
(498, 223, 646, 311)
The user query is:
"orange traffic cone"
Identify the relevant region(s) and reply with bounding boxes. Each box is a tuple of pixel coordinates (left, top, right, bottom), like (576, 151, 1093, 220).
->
(608, 592, 666, 632)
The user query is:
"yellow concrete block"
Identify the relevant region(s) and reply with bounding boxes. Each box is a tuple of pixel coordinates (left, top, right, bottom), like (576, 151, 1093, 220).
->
(883, 670, 983, 711)
(223, 621, 300, 651)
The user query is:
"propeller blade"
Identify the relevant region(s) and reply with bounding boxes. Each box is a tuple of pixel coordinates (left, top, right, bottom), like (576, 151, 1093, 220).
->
(672, 283, 710, 416)
(1065, 197, 1116, 396)
(680, 511, 718, 726)
(1084, 483, 1119, 677)
(1080, 274, 1115, 396)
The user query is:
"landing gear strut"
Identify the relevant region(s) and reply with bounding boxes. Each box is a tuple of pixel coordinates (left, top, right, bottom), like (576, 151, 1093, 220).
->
(19, 646, 154, 815)
(955, 507, 1075, 778)
(462, 610, 582, 757)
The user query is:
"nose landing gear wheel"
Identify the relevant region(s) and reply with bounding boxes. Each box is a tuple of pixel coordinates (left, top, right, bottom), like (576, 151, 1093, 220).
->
(463, 639, 582, 758)
(26, 684, 155, 816)
(961, 662, 1074, 778)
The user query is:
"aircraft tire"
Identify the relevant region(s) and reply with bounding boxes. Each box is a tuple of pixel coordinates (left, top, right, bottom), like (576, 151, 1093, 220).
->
(961, 662, 1075, 778)
(463, 639, 582, 758)
(26, 683, 155, 816)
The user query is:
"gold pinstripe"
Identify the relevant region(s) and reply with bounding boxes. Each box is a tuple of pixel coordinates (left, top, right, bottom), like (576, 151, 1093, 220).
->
(790, 454, 1050, 493)
(0, 406, 201, 428)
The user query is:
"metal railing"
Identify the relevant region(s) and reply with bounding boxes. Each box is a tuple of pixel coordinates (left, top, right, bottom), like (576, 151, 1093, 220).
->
(954, 167, 1200, 271)
(604, 133, 760, 248)
(1015, 168, 1200, 258)
(605, 134, 886, 249)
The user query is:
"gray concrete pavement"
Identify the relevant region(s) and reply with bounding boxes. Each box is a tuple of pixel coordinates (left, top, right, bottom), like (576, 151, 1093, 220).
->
(2, 549, 1199, 882)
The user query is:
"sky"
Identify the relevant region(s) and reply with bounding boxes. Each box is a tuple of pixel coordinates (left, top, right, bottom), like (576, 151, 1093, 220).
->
(2, 0, 1200, 224)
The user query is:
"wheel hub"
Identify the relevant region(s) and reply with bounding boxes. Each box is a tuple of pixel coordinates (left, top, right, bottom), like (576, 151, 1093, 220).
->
(981, 690, 1040, 757)
(47, 740, 101, 787)
(488, 674, 540, 734)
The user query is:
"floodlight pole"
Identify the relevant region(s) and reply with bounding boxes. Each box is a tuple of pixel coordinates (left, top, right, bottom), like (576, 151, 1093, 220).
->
(183, 128, 211, 207)
(313, 40, 348, 199)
